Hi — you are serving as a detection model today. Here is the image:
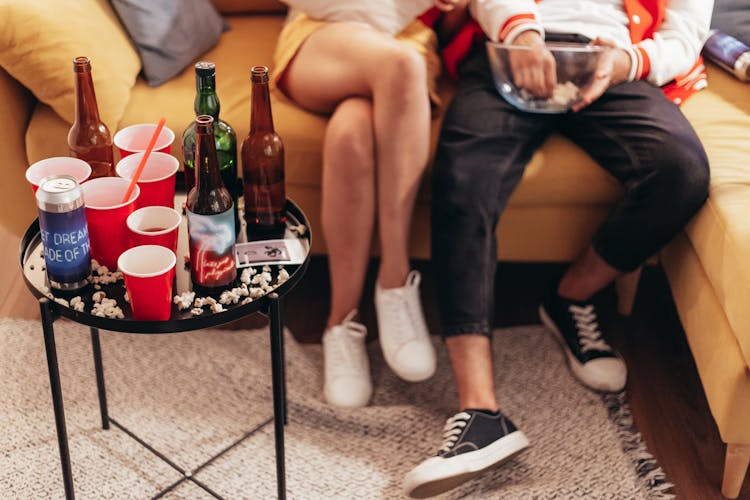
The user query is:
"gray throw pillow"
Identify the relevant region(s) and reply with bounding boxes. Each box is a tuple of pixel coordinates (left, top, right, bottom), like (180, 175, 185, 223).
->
(111, 0, 226, 87)
(712, 0, 750, 45)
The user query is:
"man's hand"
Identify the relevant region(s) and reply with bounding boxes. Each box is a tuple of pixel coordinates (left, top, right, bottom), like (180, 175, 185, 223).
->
(508, 30, 556, 98)
(572, 37, 632, 112)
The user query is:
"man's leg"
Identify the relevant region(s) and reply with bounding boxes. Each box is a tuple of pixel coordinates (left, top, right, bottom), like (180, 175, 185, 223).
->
(404, 46, 553, 498)
(539, 81, 710, 392)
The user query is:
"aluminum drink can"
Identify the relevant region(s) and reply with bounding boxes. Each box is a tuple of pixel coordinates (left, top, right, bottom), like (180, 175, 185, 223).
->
(36, 174, 92, 290)
(703, 30, 750, 82)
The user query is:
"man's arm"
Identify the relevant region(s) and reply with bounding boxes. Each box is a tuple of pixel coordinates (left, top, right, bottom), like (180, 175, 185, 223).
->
(469, 0, 544, 43)
(627, 0, 714, 86)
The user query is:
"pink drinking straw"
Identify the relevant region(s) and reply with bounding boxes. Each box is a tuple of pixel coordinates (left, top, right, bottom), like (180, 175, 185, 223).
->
(121, 117, 167, 203)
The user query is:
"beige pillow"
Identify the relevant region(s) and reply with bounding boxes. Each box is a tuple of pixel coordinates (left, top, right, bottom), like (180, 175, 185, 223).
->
(0, 0, 141, 127)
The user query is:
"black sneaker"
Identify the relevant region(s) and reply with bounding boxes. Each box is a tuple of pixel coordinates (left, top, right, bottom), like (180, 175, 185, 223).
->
(403, 409, 529, 498)
(539, 294, 627, 393)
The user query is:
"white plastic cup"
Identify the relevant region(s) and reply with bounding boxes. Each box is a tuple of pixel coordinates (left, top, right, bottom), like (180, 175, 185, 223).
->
(26, 157, 92, 194)
(113, 123, 175, 158)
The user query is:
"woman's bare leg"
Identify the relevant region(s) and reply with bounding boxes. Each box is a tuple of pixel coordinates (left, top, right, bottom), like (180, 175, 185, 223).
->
(322, 98, 376, 327)
(282, 23, 431, 288)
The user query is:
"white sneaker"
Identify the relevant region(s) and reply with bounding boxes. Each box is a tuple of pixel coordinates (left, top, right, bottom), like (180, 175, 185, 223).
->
(375, 270, 436, 382)
(322, 310, 372, 407)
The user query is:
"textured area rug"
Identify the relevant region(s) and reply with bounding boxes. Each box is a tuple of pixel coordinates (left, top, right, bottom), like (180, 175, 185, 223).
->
(0, 318, 672, 499)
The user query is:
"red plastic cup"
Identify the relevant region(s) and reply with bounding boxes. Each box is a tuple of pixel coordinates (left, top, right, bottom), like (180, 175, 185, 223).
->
(113, 123, 175, 158)
(118, 245, 176, 321)
(26, 157, 92, 194)
(126, 206, 181, 254)
(115, 152, 178, 208)
(81, 177, 140, 270)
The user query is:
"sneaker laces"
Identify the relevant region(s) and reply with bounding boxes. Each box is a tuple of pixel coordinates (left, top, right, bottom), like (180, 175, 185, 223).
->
(325, 310, 367, 376)
(378, 270, 424, 347)
(569, 304, 611, 353)
(438, 411, 471, 453)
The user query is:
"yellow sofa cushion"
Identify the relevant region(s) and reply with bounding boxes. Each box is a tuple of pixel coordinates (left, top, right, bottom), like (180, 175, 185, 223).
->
(679, 64, 750, 370)
(26, 15, 288, 166)
(0, 0, 141, 127)
(119, 15, 286, 149)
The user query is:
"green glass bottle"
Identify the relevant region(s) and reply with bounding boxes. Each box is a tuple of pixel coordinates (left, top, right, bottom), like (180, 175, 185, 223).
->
(182, 61, 239, 233)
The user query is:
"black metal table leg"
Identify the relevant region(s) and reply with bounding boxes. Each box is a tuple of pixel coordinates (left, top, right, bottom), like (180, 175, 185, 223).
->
(268, 293, 286, 500)
(90, 328, 109, 430)
(40, 298, 75, 500)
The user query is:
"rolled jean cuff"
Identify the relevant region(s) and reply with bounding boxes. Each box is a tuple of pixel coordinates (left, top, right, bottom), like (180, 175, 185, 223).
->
(442, 321, 492, 339)
(592, 239, 644, 273)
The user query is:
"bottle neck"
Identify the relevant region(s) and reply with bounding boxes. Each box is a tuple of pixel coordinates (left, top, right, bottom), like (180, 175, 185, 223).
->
(195, 124, 223, 191)
(194, 73, 220, 118)
(250, 80, 274, 133)
(74, 70, 101, 124)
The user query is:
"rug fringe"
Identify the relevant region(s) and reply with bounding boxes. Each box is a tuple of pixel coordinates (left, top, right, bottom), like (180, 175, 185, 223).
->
(602, 393, 676, 500)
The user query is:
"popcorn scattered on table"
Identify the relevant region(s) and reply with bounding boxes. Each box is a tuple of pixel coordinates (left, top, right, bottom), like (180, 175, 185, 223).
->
(173, 291, 196, 311)
(92, 297, 124, 319)
(70, 296, 85, 312)
(92, 291, 106, 303)
(288, 222, 307, 236)
(251, 271, 272, 286)
(241, 297, 253, 305)
(240, 267, 257, 285)
(194, 296, 217, 308)
(123, 291, 130, 303)
(210, 302, 224, 313)
(89, 260, 123, 285)
(190, 308, 203, 316)
(277, 267, 290, 284)
(53, 297, 69, 308)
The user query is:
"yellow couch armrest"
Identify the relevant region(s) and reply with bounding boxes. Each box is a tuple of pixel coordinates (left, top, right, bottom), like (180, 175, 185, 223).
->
(0, 67, 38, 237)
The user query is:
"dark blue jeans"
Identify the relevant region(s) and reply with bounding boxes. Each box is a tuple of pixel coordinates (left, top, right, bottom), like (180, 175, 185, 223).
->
(431, 45, 710, 338)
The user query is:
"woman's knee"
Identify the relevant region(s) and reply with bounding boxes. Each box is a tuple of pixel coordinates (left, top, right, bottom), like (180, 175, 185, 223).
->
(374, 43, 427, 100)
(324, 98, 375, 181)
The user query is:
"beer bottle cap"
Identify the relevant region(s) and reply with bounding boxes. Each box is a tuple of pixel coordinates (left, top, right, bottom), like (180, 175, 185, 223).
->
(195, 61, 216, 76)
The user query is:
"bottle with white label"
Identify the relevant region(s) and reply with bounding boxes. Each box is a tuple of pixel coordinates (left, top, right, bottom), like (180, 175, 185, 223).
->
(186, 114, 237, 291)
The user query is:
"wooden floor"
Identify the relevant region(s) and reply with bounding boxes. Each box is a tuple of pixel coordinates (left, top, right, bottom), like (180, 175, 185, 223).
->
(6, 243, 749, 498)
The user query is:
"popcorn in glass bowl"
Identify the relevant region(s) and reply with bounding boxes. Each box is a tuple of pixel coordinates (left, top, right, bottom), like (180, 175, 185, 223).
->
(486, 41, 605, 113)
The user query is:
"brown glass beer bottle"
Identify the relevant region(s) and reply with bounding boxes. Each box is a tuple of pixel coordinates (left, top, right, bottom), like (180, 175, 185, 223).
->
(186, 115, 237, 291)
(67, 56, 115, 178)
(241, 66, 286, 239)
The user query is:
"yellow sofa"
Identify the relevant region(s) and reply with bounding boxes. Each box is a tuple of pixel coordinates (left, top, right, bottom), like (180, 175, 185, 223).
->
(0, 1, 748, 496)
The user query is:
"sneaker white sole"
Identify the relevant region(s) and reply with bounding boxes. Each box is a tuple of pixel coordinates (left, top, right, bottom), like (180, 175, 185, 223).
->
(538, 305, 626, 393)
(403, 430, 530, 498)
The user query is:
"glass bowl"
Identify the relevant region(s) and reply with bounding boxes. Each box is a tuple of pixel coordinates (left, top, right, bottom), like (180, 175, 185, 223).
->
(486, 41, 605, 113)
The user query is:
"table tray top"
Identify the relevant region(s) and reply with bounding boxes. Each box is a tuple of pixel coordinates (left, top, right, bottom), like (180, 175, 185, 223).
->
(20, 199, 311, 333)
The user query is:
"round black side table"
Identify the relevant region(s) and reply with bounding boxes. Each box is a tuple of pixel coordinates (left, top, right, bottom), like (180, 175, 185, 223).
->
(20, 199, 311, 500)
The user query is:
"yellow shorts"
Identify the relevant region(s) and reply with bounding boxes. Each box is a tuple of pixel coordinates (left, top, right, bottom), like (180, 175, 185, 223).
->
(272, 13, 443, 109)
